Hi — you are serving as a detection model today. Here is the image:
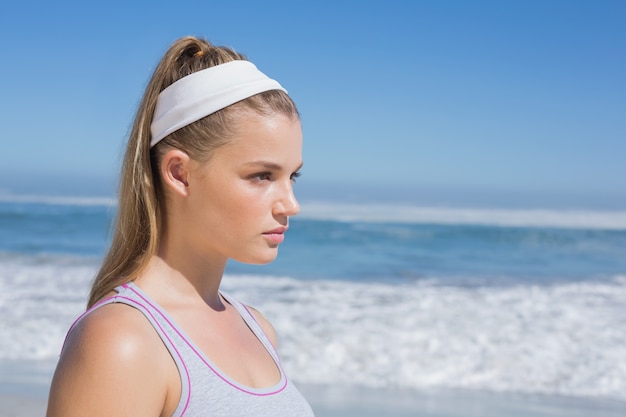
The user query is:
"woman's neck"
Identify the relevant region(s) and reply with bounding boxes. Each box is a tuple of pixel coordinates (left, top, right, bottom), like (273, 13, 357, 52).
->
(136, 247, 228, 311)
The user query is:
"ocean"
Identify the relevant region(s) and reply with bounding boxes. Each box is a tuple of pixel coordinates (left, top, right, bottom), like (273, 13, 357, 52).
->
(1, 194, 626, 405)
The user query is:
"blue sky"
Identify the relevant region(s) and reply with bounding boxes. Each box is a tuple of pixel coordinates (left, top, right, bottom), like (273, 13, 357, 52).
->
(0, 1, 624, 208)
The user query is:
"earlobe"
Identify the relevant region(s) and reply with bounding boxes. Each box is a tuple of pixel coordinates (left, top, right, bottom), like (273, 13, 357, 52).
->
(160, 150, 191, 197)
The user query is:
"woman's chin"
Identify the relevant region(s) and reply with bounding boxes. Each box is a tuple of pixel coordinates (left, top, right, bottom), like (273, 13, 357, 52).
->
(234, 250, 279, 266)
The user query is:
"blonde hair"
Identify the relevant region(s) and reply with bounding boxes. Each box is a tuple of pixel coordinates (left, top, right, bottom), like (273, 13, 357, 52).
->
(88, 36, 299, 307)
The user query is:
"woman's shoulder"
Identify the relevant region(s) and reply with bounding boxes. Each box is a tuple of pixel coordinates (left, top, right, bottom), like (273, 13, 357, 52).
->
(47, 303, 173, 417)
(69, 302, 160, 355)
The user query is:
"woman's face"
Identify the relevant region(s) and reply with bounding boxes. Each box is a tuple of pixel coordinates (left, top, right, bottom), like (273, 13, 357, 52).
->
(182, 111, 303, 265)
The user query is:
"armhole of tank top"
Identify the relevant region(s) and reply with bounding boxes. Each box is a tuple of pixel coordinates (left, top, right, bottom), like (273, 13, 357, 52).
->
(63, 287, 191, 417)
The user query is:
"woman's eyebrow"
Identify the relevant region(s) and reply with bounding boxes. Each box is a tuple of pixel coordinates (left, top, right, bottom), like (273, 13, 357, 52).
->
(243, 161, 304, 170)
(243, 161, 282, 170)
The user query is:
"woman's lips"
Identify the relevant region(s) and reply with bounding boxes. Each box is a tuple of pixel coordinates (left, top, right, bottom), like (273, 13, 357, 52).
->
(263, 226, 287, 244)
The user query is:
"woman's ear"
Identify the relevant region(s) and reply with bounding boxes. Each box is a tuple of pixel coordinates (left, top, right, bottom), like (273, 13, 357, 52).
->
(160, 149, 191, 197)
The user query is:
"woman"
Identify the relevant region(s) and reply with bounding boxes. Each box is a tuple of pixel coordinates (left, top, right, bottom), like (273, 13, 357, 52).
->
(47, 36, 314, 417)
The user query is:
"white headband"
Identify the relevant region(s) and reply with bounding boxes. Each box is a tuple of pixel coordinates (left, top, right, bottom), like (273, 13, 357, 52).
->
(150, 60, 287, 147)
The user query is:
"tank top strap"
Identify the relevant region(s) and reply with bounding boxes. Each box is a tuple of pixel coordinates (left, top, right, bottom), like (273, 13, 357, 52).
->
(219, 291, 282, 365)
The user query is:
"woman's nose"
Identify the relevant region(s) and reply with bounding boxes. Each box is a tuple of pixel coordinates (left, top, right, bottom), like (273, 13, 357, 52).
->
(274, 182, 300, 217)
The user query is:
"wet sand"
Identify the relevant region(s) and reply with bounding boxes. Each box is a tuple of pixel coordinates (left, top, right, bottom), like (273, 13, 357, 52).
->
(4, 383, 626, 417)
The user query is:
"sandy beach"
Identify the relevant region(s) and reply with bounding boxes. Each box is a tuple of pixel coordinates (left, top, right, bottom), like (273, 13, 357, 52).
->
(1, 394, 47, 416)
(4, 380, 626, 417)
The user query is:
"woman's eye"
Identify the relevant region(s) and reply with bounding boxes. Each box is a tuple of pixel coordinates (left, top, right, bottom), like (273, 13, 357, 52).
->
(250, 172, 272, 182)
(290, 171, 302, 183)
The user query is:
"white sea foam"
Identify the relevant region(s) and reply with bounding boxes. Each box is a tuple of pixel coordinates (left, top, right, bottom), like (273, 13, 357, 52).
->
(299, 202, 626, 230)
(0, 256, 96, 360)
(225, 275, 626, 400)
(3, 256, 626, 400)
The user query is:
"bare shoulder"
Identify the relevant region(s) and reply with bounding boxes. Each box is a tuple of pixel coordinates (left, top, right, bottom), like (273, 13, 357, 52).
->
(46, 303, 172, 417)
(246, 305, 278, 348)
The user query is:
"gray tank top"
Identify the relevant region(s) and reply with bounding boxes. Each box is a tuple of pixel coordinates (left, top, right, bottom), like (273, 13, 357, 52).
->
(69, 282, 315, 417)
